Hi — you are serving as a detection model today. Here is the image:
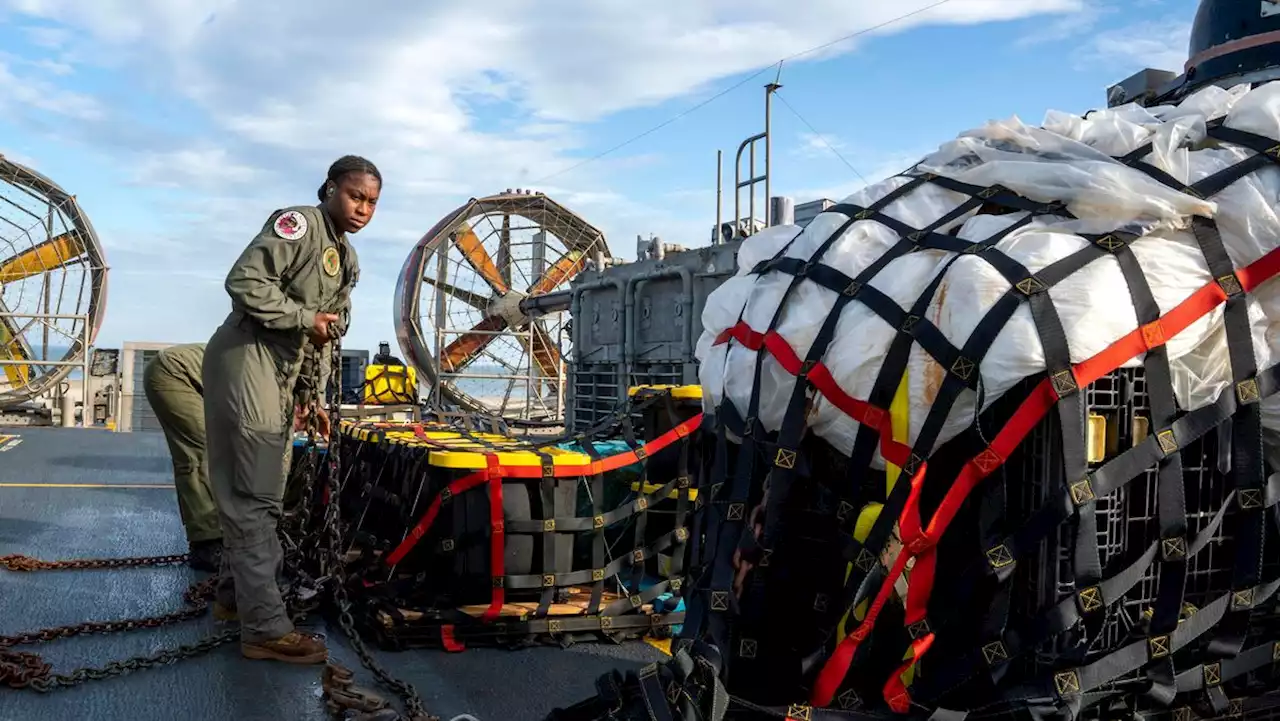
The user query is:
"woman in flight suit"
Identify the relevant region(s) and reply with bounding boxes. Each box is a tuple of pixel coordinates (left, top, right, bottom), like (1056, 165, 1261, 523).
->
(203, 155, 380, 663)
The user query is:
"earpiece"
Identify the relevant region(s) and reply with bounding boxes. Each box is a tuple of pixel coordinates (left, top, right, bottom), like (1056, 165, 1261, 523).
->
(326, 184, 336, 198)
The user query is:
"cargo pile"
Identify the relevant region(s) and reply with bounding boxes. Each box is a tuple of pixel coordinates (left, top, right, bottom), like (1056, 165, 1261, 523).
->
(678, 80, 1280, 719)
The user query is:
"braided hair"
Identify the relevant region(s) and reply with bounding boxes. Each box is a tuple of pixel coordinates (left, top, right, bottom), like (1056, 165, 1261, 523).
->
(317, 155, 382, 201)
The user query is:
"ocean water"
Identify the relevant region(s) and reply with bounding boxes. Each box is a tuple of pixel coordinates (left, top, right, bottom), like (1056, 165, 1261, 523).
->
(5, 343, 86, 382)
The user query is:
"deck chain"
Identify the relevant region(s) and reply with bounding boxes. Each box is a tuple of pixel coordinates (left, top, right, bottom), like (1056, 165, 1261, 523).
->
(0, 552, 190, 572)
(307, 338, 437, 721)
(18, 629, 238, 693)
(0, 574, 233, 691)
(0, 335, 436, 719)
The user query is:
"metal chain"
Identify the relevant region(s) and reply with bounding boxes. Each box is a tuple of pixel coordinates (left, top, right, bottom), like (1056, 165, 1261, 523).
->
(0, 331, 434, 719)
(14, 629, 239, 693)
(0, 568, 235, 691)
(0, 553, 189, 572)
(298, 333, 435, 721)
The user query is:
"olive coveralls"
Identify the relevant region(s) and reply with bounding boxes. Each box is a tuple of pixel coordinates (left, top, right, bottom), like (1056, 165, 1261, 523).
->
(203, 204, 358, 643)
(142, 343, 221, 545)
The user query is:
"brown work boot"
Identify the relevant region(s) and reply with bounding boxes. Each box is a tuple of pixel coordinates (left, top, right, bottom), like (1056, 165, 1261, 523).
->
(242, 631, 328, 664)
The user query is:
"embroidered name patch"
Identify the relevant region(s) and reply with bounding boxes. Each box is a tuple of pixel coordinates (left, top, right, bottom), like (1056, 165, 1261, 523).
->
(273, 210, 307, 240)
(322, 247, 341, 277)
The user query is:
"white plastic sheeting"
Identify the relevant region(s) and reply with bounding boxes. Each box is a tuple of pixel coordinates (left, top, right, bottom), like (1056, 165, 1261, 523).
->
(697, 81, 1280, 466)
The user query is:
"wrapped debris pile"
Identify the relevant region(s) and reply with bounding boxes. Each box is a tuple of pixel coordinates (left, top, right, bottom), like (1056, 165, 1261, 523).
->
(701, 83, 1280, 453)
(678, 80, 1280, 719)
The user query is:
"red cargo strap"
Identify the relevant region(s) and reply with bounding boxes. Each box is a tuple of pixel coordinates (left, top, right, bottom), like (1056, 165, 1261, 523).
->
(379, 413, 701, 570)
(858, 252, 1280, 708)
(440, 624, 466, 652)
(483, 454, 506, 623)
(714, 323, 913, 469)
(706, 248, 1280, 707)
(382, 470, 488, 567)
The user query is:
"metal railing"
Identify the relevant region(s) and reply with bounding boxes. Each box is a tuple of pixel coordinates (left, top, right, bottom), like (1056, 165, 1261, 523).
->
(0, 311, 92, 425)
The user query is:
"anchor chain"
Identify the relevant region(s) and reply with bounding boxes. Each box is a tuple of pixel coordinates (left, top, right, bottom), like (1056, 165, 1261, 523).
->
(0, 325, 437, 719)
(0, 552, 190, 572)
(297, 333, 436, 721)
(0, 569, 235, 691)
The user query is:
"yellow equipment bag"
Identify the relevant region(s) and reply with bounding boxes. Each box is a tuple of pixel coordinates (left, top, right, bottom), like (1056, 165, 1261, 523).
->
(362, 364, 418, 405)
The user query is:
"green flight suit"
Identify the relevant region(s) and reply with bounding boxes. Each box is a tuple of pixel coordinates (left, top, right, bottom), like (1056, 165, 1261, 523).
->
(142, 342, 221, 544)
(204, 204, 358, 643)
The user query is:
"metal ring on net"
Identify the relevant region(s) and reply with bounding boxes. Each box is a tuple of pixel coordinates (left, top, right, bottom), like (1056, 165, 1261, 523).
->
(393, 189, 610, 422)
(0, 154, 108, 408)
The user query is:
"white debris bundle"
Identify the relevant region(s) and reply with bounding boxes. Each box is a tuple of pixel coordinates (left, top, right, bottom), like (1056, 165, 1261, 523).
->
(697, 81, 1280, 467)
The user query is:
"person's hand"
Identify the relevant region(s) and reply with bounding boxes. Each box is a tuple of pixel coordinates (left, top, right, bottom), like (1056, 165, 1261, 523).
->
(315, 406, 331, 437)
(293, 405, 332, 437)
(308, 312, 340, 346)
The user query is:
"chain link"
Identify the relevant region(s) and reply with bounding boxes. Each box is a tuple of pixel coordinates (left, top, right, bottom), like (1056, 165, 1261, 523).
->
(0, 553, 190, 572)
(0, 566, 233, 691)
(0, 330, 437, 720)
(305, 335, 435, 721)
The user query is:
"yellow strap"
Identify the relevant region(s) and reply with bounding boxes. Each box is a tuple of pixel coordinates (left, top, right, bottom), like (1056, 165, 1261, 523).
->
(885, 369, 911, 495)
(888, 373, 919, 685)
(837, 370, 910, 642)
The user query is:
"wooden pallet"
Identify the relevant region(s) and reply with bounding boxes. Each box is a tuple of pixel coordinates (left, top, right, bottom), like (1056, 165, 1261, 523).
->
(374, 587, 655, 627)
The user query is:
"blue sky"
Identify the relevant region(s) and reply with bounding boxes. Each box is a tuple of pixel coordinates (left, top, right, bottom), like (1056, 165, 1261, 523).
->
(0, 0, 1198, 357)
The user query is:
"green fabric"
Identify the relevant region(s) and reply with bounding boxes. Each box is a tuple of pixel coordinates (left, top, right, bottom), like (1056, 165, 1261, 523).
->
(152, 342, 207, 394)
(205, 204, 360, 643)
(143, 345, 220, 543)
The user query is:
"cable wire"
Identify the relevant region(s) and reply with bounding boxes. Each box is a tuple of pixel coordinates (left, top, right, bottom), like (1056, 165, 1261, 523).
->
(529, 0, 954, 184)
(772, 90, 869, 185)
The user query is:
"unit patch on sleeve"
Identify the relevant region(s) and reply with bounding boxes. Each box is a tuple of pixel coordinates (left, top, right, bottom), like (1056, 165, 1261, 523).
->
(273, 210, 308, 240)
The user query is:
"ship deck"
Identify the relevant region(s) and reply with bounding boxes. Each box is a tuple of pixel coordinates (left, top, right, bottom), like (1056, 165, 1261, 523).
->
(0, 426, 664, 721)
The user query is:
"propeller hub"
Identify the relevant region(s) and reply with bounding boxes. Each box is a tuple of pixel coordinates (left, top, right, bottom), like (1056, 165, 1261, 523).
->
(487, 289, 530, 328)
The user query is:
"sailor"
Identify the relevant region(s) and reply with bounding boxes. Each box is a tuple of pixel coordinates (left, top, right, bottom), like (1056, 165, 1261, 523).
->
(142, 342, 328, 574)
(142, 342, 223, 571)
(204, 154, 377, 664)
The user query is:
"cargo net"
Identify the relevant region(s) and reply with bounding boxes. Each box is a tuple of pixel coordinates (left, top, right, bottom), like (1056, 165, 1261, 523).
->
(329, 386, 702, 651)
(683, 82, 1280, 721)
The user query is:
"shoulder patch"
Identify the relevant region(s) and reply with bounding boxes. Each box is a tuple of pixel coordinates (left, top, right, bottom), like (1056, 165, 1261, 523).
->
(273, 210, 308, 240)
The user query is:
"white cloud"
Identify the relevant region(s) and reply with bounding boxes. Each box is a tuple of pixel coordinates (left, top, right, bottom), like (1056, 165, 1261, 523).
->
(1014, 0, 1115, 47)
(795, 131, 848, 159)
(129, 146, 266, 189)
(0, 147, 38, 169)
(0, 0, 1083, 348)
(0, 56, 103, 120)
(1013, 0, 1194, 79)
(1080, 17, 1192, 76)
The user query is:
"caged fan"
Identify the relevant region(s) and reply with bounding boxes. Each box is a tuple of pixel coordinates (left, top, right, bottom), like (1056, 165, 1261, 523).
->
(394, 189, 611, 421)
(0, 155, 107, 409)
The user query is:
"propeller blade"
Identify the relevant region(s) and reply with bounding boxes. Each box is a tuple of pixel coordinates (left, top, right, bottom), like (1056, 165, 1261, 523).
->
(422, 277, 490, 310)
(530, 251, 587, 296)
(440, 315, 507, 372)
(0, 232, 85, 284)
(453, 224, 508, 295)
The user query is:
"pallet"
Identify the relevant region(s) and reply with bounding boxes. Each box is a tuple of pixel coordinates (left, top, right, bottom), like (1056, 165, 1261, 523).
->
(357, 587, 681, 652)
(372, 588, 652, 628)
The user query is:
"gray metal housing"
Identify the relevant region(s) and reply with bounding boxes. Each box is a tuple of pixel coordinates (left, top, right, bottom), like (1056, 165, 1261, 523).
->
(1105, 0, 1280, 109)
(567, 240, 741, 430)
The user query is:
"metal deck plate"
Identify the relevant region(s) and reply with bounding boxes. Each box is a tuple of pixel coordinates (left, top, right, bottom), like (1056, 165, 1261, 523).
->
(0, 427, 663, 721)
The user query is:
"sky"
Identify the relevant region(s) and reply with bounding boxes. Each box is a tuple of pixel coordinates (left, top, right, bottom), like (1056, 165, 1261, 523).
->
(0, 0, 1201, 356)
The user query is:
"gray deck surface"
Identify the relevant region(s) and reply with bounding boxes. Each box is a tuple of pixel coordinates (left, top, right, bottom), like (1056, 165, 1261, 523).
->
(0, 426, 663, 721)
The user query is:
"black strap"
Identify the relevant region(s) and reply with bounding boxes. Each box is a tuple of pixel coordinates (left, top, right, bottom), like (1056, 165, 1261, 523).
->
(681, 114, 1280, 721)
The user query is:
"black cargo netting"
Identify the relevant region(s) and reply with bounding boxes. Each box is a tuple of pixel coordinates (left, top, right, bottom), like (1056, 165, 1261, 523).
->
(670, 115, 1280, 721)
(326, 387, 705, 651)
